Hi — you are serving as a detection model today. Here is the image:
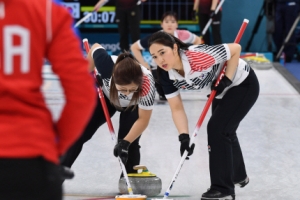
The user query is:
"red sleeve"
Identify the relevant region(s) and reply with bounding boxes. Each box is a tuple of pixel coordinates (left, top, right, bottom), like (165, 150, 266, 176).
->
(46, 3, 96, 155)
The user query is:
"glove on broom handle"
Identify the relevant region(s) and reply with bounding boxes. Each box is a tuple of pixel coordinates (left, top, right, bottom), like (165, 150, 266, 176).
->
(162, 19, 249, 199)
(83, 39, 116, 141)
(201, 0, 225, 36)
(74, 0, 108, 28)
(82, 39, 134, 195)
(196, 19, 249, 134)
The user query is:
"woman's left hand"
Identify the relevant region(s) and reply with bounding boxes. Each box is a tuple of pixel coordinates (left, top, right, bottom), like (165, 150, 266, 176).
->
(179, 134, 195, 160)
(113, 139, 131, 165)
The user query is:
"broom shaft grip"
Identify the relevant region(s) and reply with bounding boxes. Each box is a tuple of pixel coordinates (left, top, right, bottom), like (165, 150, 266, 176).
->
(201, 0, 225, 35)
(82, 39, 133, 195)
(162, 19, 249, 199)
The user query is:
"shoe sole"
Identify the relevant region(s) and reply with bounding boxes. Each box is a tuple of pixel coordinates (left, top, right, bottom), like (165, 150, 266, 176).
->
(201, 195, 235, 200)
(235, 176, 249, 188)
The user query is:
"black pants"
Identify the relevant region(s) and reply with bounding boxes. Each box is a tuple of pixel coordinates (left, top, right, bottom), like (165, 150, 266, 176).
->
(115, 6, 141, 52)
(207, 68, 259, 195)
(198, 11, 222, 45)
(61, 94, 141, 174)
(0, 157, 62, 200)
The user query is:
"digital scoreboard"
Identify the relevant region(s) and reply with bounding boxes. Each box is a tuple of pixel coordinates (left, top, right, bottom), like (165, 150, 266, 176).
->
(61, 0, 197, 30)
(61, 0, 199, 54)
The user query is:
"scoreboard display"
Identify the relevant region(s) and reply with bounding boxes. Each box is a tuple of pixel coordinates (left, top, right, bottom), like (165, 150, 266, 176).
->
(61, 0, 199, 54)
(61, 0, 197, 30)
(62, 0, 116, 28)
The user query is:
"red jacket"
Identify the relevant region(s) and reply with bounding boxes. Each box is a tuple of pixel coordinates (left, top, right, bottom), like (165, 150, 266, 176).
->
(0, 0, 96, 164)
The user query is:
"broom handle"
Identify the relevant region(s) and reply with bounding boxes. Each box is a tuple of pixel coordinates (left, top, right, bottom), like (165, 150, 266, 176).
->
(82, 39, 134, 195)
(162, 18, 249, 199)
(201, 0, 225, 36)
(74, 0, 108, 28)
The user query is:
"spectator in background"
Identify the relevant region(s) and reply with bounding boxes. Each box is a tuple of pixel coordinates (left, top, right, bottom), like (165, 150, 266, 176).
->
(0, 0, 96, 199)
(273, 0, 300, 62)
(97, 0, 147, 52)
(131, 11, 202, 100)
(192, 0, 222, 45)
(115, 0, 147, 52)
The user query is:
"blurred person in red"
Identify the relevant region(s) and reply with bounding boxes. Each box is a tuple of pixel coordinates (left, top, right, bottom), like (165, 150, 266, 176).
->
(0, 0, 96, 199)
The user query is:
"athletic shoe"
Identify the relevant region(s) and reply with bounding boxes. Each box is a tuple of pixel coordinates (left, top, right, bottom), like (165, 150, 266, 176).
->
(201, 188, 235, 200)
(234, 176, 249, 188)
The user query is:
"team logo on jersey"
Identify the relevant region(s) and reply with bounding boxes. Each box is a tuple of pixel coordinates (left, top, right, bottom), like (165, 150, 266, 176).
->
(197, 72, 207, 80)
(172, 64, 218, 91)
(61, 2, 80, 19)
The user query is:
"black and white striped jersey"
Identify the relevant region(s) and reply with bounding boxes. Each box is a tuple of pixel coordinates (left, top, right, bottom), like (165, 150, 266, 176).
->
(92, 47, 156, 110)
(159, 44, 250, 99)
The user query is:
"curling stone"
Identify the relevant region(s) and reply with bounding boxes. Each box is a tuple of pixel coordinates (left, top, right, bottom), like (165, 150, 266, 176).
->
(119, 165, 162, 197)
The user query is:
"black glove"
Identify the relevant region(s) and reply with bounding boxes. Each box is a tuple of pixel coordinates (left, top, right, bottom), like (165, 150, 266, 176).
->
(58, 165, 74, 180)
(114, 139, 130, 165)
(191, 10, 197, 21)
(210, 75, 232, 96)
(209, 10, 216, 20)
(179, 134, 195, 160)
(95, 73, 103, 87)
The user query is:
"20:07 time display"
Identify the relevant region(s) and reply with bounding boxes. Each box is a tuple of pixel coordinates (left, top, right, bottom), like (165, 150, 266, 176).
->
(83, 11, 116, 24)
